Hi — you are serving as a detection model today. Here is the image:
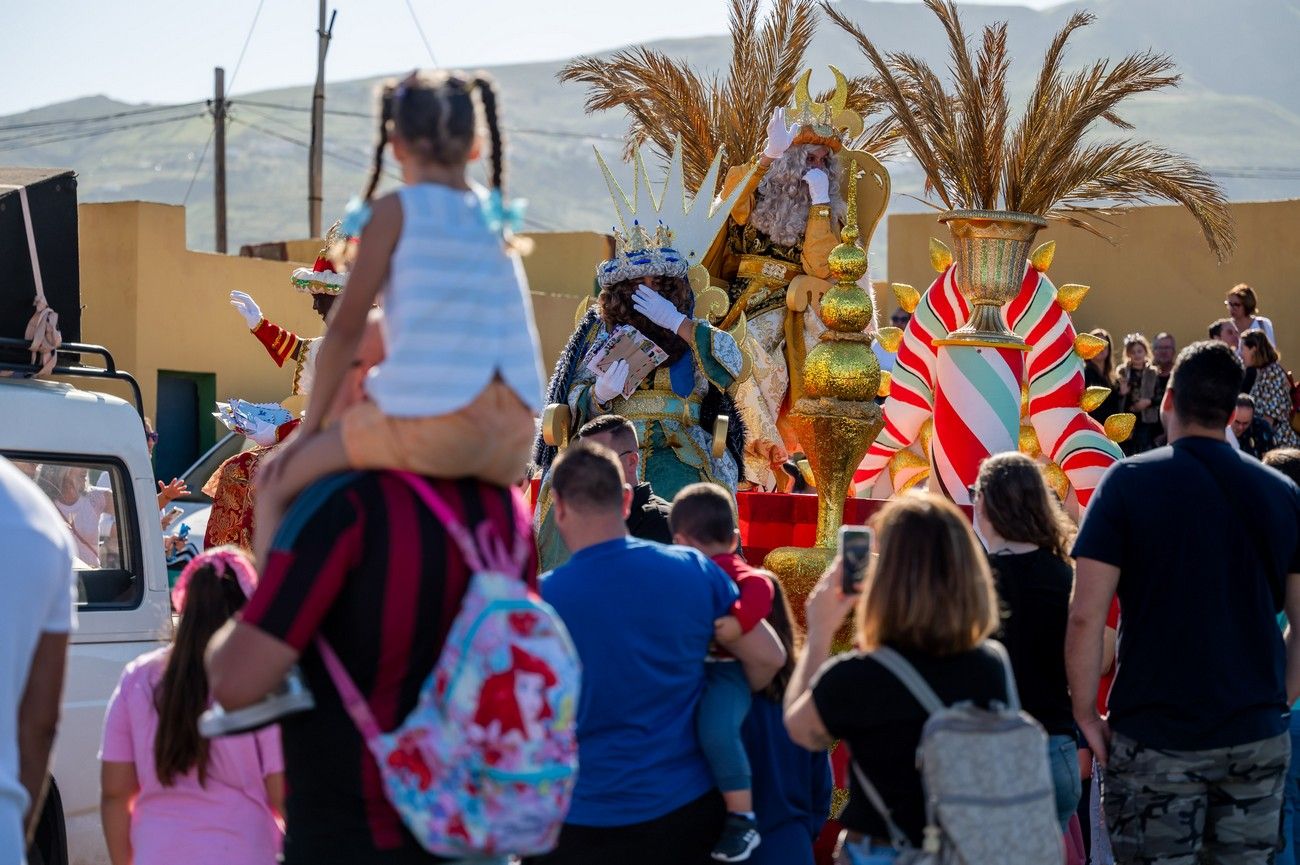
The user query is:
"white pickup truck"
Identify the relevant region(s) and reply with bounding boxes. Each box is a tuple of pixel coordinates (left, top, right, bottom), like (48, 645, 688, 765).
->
(1, 342, 171, 865)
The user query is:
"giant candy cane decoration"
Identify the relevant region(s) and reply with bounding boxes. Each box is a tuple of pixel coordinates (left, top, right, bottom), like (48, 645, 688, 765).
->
(858, 243, 1124, 507)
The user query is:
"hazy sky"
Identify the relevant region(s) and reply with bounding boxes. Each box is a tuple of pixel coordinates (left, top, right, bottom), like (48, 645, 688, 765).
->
(2, 0, 1061, 116)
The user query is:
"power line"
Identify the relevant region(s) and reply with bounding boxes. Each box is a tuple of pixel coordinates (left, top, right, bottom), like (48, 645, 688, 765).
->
(183, 0, 263, 209)
(231, 116, 567, 230)
(403, 0, 439, 67)
(231, 99, 623, 142)
(0, 101, 204, 134)
(231, 115, 398, 179)
(226, 0, 269, 94)
(235, 105, 379, 164)
(509, 127, 623, 142)
(235, 98, 372, 119)
(0, 112, 203, 153)
(183, 121, 216, 206)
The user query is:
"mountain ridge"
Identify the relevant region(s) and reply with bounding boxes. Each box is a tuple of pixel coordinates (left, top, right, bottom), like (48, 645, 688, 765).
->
(1, 0, 1295, 266)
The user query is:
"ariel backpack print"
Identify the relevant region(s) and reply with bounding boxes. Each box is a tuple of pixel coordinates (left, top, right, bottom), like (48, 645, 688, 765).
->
(318, 472, 580, 858)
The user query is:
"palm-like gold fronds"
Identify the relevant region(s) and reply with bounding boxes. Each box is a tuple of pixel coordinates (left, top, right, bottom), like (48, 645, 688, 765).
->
(821, 0, 1234, 259)
(558, 0, 901, 195)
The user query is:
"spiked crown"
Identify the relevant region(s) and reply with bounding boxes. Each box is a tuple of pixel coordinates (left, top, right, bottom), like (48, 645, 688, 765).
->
(596, 137, 755, 288)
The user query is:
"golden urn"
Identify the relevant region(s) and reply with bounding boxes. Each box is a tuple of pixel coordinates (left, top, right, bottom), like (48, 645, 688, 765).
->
(938, 209, 1047, 347)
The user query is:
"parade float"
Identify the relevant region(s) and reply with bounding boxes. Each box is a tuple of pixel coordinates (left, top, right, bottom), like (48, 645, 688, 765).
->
(560, 0, 900, 492)
(822, 0, 1235, 508)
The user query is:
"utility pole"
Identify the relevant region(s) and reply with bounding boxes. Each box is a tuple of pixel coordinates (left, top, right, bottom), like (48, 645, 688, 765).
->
(213, 66, 228, 254)
(308, 4, 336, 238)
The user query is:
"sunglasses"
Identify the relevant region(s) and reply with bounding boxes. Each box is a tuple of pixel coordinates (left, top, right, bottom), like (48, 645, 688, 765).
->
(146, 431, 160, 443)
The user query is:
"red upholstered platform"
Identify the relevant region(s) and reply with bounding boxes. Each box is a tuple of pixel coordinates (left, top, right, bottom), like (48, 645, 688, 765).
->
(736, 492, 887, 565)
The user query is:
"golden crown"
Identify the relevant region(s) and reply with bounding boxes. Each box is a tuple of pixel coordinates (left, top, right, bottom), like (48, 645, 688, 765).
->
(788, 67, 865, 152)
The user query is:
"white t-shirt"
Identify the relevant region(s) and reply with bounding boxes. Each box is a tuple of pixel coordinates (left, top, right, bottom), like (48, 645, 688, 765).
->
(53, 487, 111, 568)
(1237, 315, 1278, 358)
(0, 459, 77, 861)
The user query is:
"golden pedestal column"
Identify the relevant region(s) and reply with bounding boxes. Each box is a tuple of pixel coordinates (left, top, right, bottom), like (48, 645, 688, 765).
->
(762, 162, 885, 645)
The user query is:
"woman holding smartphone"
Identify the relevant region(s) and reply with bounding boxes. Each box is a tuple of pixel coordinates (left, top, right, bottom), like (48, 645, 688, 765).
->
(782, 492, 1009, 864)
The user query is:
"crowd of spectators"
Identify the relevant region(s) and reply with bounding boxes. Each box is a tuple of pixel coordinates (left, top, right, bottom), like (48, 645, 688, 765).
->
(3, 282, 1299, 865)
(1088, 283, 1296, 460)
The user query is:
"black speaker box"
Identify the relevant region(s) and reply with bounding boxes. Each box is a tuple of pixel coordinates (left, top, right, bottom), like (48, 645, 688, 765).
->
(0, 168, 81, 359)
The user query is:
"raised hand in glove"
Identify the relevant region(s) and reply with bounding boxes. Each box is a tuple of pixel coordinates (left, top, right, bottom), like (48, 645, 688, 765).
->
(632, 284, 687, 335)
(593, 359, 629, 405)
(763, 107, 796, 162)
(230, 291, 263, 329)
(803, 168, 831, 205)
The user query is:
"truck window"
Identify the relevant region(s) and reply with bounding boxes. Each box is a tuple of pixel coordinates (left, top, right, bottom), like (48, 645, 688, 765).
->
(6, 455, 144, 609)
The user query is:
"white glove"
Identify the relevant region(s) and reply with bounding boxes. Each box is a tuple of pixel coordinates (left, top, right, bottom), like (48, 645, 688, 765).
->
(763, 107, 796, 161)
(230, 291, 263, 329)
(593, 359, 629, 405)
(803, 168, 830, 205)
(632, 284, 687, 334)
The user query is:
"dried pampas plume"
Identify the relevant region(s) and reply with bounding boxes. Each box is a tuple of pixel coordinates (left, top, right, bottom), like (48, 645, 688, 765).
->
(559, 0, 902, 196)
(820, 0, 1234, 259)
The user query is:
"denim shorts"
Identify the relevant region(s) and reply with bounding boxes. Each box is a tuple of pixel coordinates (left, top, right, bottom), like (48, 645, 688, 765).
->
(1047, 733, 1083, 831)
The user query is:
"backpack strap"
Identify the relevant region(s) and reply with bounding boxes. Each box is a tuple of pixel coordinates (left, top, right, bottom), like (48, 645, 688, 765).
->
(869, 647, 945, 715)
(392, 471, 527, 576)
(872, 641, 1021, 714)
(849, 759, 914, 852)
(316, 638, 382, 743)
(310, 474, 529, 750)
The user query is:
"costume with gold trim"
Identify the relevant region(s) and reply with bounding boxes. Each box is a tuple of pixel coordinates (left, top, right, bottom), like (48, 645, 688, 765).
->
(532, 141, 751, 571)
(246, 226, 350, 397)
(701, 68, 874, 491)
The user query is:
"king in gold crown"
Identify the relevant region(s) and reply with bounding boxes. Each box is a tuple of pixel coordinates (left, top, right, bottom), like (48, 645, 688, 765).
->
(786, 67, 865, 153)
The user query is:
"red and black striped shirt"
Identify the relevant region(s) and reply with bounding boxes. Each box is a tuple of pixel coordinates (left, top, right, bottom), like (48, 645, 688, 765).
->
(242, 471, 537, 864)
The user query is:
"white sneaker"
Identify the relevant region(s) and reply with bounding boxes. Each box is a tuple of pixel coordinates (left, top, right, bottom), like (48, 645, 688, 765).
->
(200, 666, 315, 737)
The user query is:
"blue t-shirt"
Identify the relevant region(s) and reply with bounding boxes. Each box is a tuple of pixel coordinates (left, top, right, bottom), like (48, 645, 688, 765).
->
(541, 537, 738, 826)
(1073, 437, 1300, 750)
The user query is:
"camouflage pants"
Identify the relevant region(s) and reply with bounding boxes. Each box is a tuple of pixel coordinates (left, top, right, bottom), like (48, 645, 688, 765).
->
(1104, 730, 1289, 864)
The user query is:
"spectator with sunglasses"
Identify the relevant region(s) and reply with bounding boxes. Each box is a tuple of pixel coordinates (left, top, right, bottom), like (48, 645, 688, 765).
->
(1225, 284, 1277, 356)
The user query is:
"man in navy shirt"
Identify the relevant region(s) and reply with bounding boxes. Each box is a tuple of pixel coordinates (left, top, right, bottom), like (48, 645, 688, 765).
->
(532, 442, 783, 865)
(1068, 340, 1300, 865)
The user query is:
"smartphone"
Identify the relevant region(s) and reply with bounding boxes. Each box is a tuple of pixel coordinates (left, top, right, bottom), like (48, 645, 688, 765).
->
(838, 525, 874, 595)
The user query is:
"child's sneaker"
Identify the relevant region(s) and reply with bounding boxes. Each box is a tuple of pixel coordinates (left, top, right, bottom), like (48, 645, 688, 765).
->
(199, 666, 315, 737)
(711, 812, 760, 862)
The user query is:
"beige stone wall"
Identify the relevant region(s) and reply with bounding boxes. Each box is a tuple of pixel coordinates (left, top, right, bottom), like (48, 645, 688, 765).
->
(885, 199, 1299, 366)
(74, 203, 610, 427)
(76, 202, 326, 419)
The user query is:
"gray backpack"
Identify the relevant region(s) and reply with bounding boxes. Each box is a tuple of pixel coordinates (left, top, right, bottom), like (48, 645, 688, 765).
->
(847, 641, 1064, 865)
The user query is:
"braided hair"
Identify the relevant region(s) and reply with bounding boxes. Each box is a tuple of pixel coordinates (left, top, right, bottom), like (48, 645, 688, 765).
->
(359, 70, 507, 203)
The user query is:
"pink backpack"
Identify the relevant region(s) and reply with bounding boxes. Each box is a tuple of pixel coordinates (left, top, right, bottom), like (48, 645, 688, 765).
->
(318, 472, 580, 858)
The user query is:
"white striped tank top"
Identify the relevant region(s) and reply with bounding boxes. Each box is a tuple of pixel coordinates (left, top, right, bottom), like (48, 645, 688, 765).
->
(365, 182, 546, 417)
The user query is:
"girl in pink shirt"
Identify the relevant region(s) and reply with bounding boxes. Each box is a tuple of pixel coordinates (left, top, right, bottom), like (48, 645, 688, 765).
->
(99, 548, 284, 865)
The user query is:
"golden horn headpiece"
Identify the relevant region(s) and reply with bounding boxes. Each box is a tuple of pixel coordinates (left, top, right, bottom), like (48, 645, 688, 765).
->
(788, 66, 864, 152)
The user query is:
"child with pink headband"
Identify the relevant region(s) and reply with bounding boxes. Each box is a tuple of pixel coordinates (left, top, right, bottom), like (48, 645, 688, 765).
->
(98, 547, 285, 865)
